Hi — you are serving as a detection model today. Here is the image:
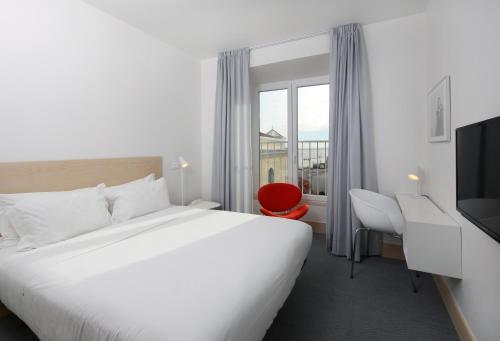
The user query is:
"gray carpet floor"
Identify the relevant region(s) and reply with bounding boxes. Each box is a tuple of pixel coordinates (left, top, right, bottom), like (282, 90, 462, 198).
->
(264, 234, 458, 340)
(0, 234, 458, 341)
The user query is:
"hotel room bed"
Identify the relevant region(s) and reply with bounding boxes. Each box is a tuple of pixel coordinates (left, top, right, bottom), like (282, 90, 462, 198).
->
(0, 206, 312, 341)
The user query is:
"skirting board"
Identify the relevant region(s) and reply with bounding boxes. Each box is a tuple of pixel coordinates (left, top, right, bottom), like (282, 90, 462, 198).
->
(305, 221, 325, 234)
(433, 275, 476, 341)
(382, 243, 405, 260)
(0, 302, 10, 318)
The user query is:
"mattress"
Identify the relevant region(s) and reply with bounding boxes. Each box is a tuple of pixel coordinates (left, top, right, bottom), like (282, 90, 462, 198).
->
(0, 206, 312, 341)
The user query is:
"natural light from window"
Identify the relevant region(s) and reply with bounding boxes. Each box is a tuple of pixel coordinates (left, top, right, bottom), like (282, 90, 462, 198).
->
(259, 89, 289, 186)
(259, 81, 329, 197)
(297, 84, 329, 196)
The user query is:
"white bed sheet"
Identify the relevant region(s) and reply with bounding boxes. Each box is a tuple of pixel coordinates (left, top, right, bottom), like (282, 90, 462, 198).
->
(0, 206, 312, 341)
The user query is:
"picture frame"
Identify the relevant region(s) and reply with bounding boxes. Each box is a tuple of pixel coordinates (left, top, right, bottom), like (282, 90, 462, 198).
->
(427, 76, 451, 142)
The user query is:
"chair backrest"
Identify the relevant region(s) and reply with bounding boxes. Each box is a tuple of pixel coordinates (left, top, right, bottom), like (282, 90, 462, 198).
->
(349, 189, 405, 234)
(258, 183, 302, 212)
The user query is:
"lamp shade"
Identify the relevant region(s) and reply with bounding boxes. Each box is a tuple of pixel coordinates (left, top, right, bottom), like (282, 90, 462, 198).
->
(178, 156, 189, 169)
(407, 174, 420, 181)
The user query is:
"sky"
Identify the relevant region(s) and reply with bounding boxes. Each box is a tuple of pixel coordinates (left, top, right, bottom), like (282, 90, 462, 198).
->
(259, 84, 329, 141)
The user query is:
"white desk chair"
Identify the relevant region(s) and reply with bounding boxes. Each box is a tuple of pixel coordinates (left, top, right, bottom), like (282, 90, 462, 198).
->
(349, 189, 418, 292)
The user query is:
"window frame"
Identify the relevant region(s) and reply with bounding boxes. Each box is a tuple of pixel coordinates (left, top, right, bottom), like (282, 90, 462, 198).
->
(255, 76, 329, 203)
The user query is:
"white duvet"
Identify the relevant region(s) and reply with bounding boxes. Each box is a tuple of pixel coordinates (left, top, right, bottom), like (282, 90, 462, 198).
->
(0, 206, 312, 341)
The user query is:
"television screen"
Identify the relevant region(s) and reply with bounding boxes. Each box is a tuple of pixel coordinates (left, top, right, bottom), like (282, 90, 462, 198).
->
(456, 116, 500, 243)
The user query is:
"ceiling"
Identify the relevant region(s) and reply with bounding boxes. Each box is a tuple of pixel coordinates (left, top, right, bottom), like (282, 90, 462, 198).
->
(83, 0, 428, 58)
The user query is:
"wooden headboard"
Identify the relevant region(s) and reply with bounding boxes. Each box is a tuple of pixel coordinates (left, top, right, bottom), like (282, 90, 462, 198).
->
(0, 157, 162, 194)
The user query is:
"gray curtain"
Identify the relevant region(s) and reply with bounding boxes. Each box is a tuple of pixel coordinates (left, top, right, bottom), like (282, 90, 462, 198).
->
(326, 23, 382, 261)
(212, 48, 253, 213)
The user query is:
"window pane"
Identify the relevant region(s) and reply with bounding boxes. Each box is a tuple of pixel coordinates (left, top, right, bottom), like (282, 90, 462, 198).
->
(297, 84, 329, 196)
(259, 89, 288, 187)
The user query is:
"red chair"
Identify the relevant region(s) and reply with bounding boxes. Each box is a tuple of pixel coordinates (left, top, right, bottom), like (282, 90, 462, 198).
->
(258, 183, 309, 220)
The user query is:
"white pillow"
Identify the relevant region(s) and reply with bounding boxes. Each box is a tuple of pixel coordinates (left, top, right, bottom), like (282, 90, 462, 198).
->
(0, 186, 103, 247)
(110, 177, 170, 223)
(0, 211, 18, 246)
(0, 215, 18, 248)
(6, 186, 111, 251)
(0, 195, 25, 244)
(104, 174, 155, 213)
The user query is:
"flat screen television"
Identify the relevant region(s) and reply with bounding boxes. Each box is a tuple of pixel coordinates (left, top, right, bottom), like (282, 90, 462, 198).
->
(456, 115, 500, 243)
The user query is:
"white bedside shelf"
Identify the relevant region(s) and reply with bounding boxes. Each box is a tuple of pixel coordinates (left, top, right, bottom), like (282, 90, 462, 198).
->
(188, 200, 221, 210)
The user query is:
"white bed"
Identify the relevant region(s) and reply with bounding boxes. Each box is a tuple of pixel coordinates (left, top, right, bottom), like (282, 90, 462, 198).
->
(0, 206, 312, 341)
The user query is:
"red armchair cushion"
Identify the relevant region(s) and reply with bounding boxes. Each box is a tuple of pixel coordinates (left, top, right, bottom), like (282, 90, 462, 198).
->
(258, 183, 302, 212)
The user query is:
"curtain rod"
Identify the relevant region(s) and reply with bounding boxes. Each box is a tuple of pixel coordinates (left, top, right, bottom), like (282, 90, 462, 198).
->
(249, 29, 330, 51)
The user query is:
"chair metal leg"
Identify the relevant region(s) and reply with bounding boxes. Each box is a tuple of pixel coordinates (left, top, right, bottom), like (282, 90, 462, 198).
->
(408, 269, 418, 293)
(401, 235, 418, 293)
(350, 228, 368, 279)
(405, 259, 418, 293)
(366, 229, 371, 256)
(350, 232, 357, 279)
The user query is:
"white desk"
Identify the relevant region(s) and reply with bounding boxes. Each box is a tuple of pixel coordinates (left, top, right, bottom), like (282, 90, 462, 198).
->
(396, 194, 462, 279)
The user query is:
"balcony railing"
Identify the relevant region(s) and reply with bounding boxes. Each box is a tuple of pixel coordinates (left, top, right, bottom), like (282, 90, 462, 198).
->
(298, 140, 329, 196)
(260, 140, 328, 196)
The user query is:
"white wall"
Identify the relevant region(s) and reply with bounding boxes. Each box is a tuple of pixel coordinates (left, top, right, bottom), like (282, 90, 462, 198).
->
(424, 0, 500, 339)
(365, 14, 427, 197)
(0, 0, 201, 204)
(200, 57, 218, 200)
(200, 14, 428, 221)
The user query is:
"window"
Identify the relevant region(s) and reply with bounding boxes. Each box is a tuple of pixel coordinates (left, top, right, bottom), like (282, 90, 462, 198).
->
(258, 77, 329, 200)
(258, 87, 290, 188)
(296, 83, 329, 197)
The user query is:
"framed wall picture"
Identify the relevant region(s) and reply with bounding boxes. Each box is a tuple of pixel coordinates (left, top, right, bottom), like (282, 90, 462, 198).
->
(427, 76, 451, 142)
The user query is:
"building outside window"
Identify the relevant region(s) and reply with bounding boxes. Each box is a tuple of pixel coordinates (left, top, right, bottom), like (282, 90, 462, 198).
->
(267, 167, 275, 183)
